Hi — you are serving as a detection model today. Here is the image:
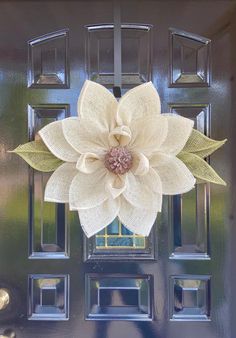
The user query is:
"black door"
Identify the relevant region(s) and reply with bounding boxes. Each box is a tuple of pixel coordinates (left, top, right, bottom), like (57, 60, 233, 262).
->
(0, 1, 235, 337)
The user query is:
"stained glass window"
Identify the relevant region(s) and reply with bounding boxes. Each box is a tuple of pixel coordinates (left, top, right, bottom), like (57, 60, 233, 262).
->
(95, 218, 146, 249)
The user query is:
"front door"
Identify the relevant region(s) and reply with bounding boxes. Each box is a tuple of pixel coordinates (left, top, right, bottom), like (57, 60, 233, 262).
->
(0, 1, 235, 337)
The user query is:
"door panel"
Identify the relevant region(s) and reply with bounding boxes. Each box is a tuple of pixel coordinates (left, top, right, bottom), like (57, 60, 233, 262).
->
(169, 28, 211, 87)
(85, 274, 153, 321)
(28, 104, 70, 259)
(168, 103, 210, 259)
(28, 29, 69, 89)
(0, 1, 234, 338)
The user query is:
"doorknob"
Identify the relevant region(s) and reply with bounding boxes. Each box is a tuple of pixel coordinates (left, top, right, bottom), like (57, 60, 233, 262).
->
(0, 289, 10, 311)
(0, 329, 16, 338)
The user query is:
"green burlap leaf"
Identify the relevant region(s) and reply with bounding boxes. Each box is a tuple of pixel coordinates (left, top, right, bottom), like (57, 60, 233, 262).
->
(178, 151, 226, 185)
(183, 129, 227, 158)
(9, 140, 64, 172)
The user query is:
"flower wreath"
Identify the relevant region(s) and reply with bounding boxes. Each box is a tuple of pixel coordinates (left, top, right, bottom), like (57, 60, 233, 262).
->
(11, 81, 226, 237)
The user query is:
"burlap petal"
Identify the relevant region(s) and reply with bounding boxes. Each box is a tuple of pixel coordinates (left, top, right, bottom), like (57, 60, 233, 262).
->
(76, 153, 103, 174)
(78, 198, 120, 238)
(151, 152, 196, 195)
(159, 114, 194, 155)
(108, 125, 132, 147)
(62, 117, 109, 155)
(44, 162, 78, 203)
(69, 168, 109, 210)
(131, 152, 150, 176)
(129, 115, 168, 156)
(116, 82, 161, 126)
(105, 173, 127, 199)
(123, 168, 162, 210)
(118, 197, 159, 236)
(39, 120, 79, 162)
(78, 80, 117, 130)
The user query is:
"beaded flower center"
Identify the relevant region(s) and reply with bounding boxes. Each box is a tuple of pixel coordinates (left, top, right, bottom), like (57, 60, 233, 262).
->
(104, 146, 133, 175)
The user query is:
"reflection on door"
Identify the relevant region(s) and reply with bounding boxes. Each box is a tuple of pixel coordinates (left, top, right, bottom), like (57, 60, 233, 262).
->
(26, 25, 213, 323)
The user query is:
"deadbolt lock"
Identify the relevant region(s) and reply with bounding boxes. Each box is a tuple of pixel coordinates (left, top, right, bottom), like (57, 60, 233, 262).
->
(0, 289, 10, 311)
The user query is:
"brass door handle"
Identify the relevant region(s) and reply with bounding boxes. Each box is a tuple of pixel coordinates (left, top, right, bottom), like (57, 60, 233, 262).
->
(0, 329, 16, 338)
(0, 290, 15, 337)
(0, 289, 10, 311)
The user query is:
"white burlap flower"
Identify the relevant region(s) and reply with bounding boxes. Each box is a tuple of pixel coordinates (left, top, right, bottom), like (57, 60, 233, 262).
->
(39, 80, 195, 237)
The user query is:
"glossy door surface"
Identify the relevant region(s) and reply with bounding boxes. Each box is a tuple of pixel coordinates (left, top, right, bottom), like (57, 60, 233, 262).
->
(0, 1, 235, 337)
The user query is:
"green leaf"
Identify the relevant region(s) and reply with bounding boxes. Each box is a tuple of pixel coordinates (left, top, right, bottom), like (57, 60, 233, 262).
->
(178, 151, 226, 186)
(183, 129, 227, 158)
(9, 140, 64, 172)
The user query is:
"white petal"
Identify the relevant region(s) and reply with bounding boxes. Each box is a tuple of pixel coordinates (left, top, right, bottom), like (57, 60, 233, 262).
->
(129, 115, 168, 156)
(123, 168, 162, 210)
(159, 114, 194, 155)
(151, 152, 196, 195)
(39, 120, 79, 162)
(44, 163, 78, 203)
(118, 197, 158, 236)
(76, 153, 103, 174)
(61, 117, 81, 153)
(108, 125, 132, 147)
(78, 198, 120, 238)
(105, 173, 127, 199)
(77, 80, 117, 130)
(69, 168, 109, 210)
(131, 152, 150, 176)
(116, 82, 161, 126)
(62, 117, 109, 155)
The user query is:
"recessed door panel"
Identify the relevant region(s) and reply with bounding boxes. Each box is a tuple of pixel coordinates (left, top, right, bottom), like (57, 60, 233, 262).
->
(86, 24, 152, 87)
(28, 29, 69, 88)
(28, 104, 70, 259)
(170, 275, 211, 321)
(28, 274, 69, 321)
(168, 104, 210, 259)
(85, 274, 152, 321)
(169, 28, 211, 87)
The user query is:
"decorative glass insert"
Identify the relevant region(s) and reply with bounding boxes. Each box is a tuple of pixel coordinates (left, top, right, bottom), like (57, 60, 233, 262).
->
(84, 217, 155, 261)
(85, 24, 152, 88)
(170, 275, 211, 321)
(95, 218, 146, 249)
(28, 274, 69, 321)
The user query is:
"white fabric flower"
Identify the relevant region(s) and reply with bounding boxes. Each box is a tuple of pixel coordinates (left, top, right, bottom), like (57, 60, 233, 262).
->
(39, 80, 195, 237)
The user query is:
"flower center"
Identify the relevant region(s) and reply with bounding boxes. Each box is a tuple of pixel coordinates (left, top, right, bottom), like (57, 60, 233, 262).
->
(104, 146, 133, 175)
